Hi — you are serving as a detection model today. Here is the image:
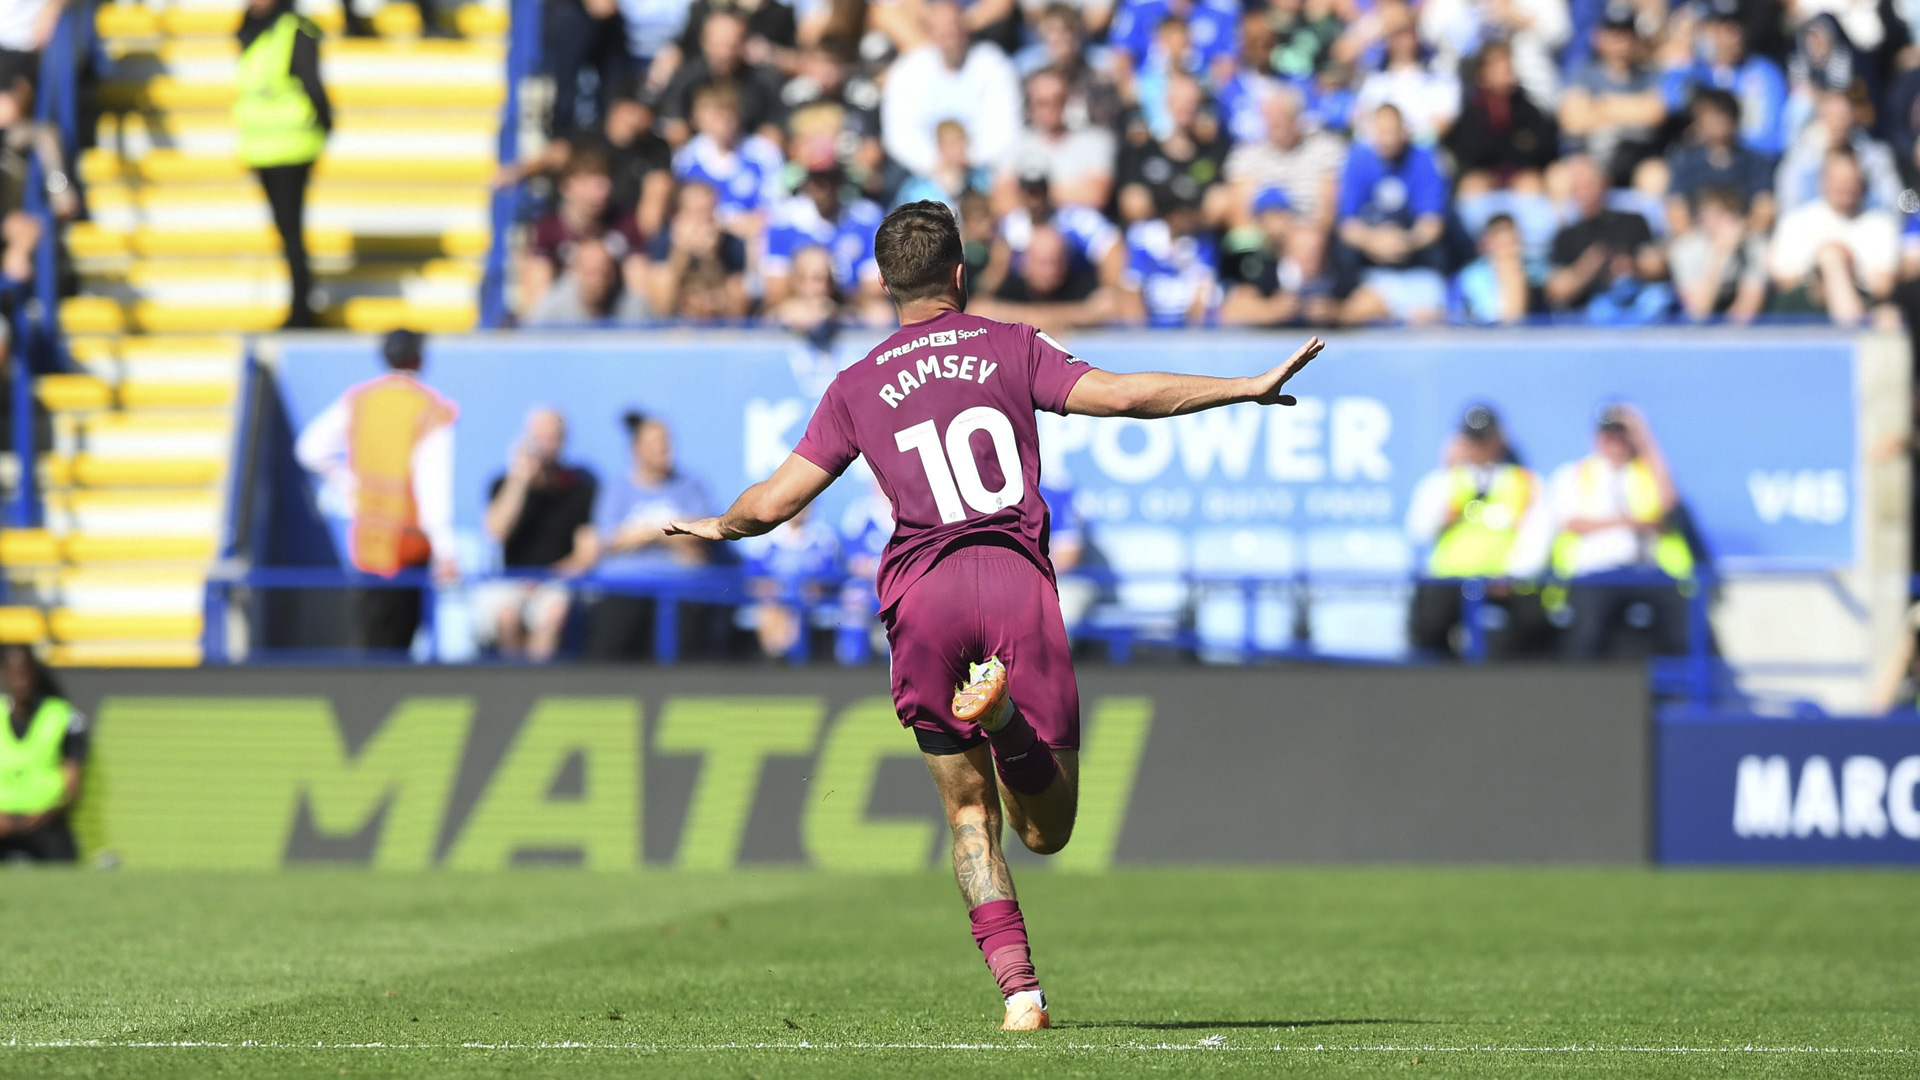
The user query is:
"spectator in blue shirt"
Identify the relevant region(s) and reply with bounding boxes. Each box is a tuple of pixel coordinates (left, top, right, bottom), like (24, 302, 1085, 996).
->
(1119, 206, 1220, 326)
(1452, 213, 1543, 325)
(1334, 103, 1448, 324)
(670, 81, 785, 234)
(764, 165, 888, 322)
(1662, 0, 1786, 159)
(1109, 0, 1239, 77)
(587, 410, 720, 660)
(739, 505, 843, 659)
(1664, 89, 1776, 234)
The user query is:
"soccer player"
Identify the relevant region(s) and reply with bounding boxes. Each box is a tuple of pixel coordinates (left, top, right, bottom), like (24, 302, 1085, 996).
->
(666, 201, 1323, 1030)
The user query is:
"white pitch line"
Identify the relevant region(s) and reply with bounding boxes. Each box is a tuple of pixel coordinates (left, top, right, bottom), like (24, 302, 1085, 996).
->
(2, 1039, 1913, 1054)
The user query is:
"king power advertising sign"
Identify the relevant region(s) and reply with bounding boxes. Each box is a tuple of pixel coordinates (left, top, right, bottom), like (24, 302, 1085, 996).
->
(274, 330, 1861, 578)
(1659, 713, 1920, 864)
(60, 667, 1649, 869)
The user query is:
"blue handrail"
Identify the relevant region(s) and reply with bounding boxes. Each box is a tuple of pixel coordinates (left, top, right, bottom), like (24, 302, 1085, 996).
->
(479, 0, 542, 328)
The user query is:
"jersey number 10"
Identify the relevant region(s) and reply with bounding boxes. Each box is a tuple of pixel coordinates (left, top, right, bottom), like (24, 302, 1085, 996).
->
(893, 406, 1026, 524)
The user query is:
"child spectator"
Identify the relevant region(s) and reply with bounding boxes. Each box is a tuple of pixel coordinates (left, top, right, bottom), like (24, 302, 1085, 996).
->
(1670, 186, 1768, 323)
(1452, 213, 1542, 326)
(1218, 187, 1305, 325)
(671, 81, 786, 234)
(895, 119, 994, 215)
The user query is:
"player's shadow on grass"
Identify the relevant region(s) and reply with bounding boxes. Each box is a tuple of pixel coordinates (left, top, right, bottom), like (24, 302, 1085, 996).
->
(1059, 1019, 1433, 1031)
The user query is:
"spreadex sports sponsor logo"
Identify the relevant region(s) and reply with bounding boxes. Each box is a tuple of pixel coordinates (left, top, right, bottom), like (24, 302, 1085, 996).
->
(1731, 754, 1920, 840)
(873, 327, 987, 365)
(81, 694, 1151, 871)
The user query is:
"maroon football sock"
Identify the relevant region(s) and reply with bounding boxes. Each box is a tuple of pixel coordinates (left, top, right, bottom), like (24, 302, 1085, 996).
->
(983, 704, 1060, 795)
(969, 899, 1040, 997)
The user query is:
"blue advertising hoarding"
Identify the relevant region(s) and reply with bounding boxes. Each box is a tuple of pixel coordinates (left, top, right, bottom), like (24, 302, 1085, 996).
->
(271, 328, 1860, 581)
(1659, 711, 1920, 864)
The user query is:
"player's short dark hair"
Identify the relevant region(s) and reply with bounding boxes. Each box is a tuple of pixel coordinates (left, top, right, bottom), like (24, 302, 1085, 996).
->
(874, 200, 964, 304)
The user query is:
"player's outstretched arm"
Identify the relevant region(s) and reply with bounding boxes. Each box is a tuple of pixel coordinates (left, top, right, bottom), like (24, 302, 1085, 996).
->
(664, 453, 836, 542)
(1063, 336, 1324, 419)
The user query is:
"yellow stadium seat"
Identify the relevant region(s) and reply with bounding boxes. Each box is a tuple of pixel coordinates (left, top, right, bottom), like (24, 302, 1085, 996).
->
(60, 297, 126, 335)
(117, 383, 237, 409)
(456, 4, 509, 36)
(47, 641, 203, 667)
(374, 2, 423, 37)
(0, 607, 48, 644)
(343, 297, 479, 333)
(0, 529, 62, 566)
(65, 222, 130, 262)
(35, 374, 114, 412)
(61, 535, 217, 564)
(158, 9, 239, 36)
(94, 3, 161, 38)
(55, 456, 225, 488)
(50, 611, 203, 642)
(441, 228, 492, 258)
(131, 301, 286, 334)
(78, 148, 125, 185)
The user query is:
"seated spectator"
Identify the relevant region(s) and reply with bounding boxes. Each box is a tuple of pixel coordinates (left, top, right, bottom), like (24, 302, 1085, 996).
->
(1353, 5, 1461, 147)
(999, 67, 1117, 212)
(1663, 89, 1775, 234)
(1334, 103, 1448, 325)
(769, 243, 844, 336)
(778, 47, 888, 201)
(544, 0, 631, 138)
(879, 0, 1021, 176)
(524, 237, 653, 326)
(1545, 154, 1669, 317)
(672, 0, 797, 65)
(475, 408, 600, 662)
(597, 78, 676, 239)
(1213, 8, 1285, 146)
(1219, 188, 1311, 326)
(1301, 56, 1358, 135)
(894, 119, 994, 214)
(1769, 147, 1899, 326)
(972, 223, 1117, 334)
(1662, 0, 1786, 159)
(1020, 2, 1122, 129)
(521, 148, 646, 317)
(1446, 40, 1559, 197)
(1265, 0, 1344, 84)
(1775, 87, 1901, 213)
(1116, 72, 1232, 224)
(1558, 3, 1668, 185)
(739, 506, 843, 659)
(1782, 13, 1856, 146)
(1419, 0, 1569, 109)
(1670, 185, 1768, 324)
(765, 164, 887, 321)
(656, 10, 787, 146)
(1223, 85, 1347, 227)
(1452, 213, 1542, 325)
(588, 411, 717, 660)
(0, 72, 70, 289)
(1107, 0, 1239, 103)
(644, 181, 751, 317)
(670, 81, 785, 234)
(991, 173, 1125, 290)
(1119, 206, 1220, 327)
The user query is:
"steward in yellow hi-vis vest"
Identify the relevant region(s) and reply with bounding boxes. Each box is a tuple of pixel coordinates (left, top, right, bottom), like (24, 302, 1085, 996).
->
(1545, 402, 1698, 659)
(236, 0, 330, 328)
(1404, 404, 1553, 658)
(294, 331, 460, 653)
(0, 645, 87, 863)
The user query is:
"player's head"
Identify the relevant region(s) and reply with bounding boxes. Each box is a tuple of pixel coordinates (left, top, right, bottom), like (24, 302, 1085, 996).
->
(383, 329, 424, 372)
(874, 200, 967, 311)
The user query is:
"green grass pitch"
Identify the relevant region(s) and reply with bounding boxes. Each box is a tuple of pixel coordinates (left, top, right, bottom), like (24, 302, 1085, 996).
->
(1, 869, 1915, 1078)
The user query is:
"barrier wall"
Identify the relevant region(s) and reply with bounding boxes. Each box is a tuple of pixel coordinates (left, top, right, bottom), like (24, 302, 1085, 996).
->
(61, 665, 1649, 869)
(1659, 710, 1920, 864)
(268, 329, 1864, 574)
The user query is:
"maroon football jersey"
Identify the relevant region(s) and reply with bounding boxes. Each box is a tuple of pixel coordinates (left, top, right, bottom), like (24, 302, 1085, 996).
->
(793, 309, 1091, 614)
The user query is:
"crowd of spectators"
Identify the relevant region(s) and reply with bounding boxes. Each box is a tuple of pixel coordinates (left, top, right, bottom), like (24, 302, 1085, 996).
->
(510, 0, 1920, 330)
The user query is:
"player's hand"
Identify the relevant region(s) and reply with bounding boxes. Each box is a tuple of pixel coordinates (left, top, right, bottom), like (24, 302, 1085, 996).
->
(664, 518, 728, 541)
(1249, 336, 1325, 406)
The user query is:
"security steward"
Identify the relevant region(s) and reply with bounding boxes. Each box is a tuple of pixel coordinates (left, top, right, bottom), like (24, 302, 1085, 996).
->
(236, 0, 330, 329)
(294, 330, 460, 651)
(1546, 402, 1695, 658)
(1404, 404, 1552, 657)
(0, 645, 87, 863)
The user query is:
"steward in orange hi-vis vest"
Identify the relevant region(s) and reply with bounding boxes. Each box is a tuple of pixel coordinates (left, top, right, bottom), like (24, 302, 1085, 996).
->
(343, 374, 459, 575)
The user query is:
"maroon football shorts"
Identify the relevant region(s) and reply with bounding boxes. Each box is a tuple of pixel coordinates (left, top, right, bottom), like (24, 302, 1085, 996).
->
(883, 541, 1081, 753)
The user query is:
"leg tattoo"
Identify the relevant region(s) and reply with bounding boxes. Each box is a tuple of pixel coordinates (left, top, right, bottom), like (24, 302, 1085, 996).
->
(951, 820, 1016, 908)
